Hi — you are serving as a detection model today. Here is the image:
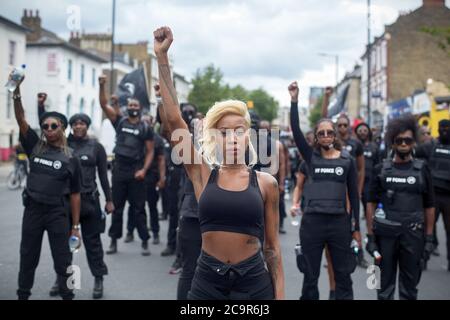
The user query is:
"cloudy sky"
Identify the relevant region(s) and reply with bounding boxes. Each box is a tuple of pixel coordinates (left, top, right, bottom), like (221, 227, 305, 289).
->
(2, 0, 448, 106)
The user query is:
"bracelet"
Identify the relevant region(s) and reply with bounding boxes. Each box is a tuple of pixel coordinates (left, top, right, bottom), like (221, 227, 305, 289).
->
(72, 224, 81, 230)
(13, 94, 21, 100)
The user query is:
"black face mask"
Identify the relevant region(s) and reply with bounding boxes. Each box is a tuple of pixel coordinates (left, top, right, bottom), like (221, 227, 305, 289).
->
(128, 109, 141, 118)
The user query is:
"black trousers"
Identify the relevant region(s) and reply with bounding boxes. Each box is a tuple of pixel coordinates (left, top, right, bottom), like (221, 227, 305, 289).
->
(279, 191, 286, 228)
(166, 167, 182, 250)
(177, 217, 202, 300)
(376, 226, 424, 300)
(17, 197, 74, 300)
(127, 173, 159, 236)
(434, 192, 450, 263)
(299, 213, 355, 300)
(188, 250, 274, 300)
(80, 193, 108, 277)
(109, 165, 149, 241)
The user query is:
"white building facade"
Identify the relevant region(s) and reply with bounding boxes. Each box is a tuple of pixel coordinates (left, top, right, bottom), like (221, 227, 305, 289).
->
(23, 44, 106, 136)
(0, 16, 27, 160)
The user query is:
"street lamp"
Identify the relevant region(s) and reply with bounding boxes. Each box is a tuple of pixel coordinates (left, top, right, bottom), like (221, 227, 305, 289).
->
(318, 52, 339, 86)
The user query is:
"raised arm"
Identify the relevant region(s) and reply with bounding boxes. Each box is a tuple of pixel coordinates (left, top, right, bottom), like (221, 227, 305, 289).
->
(98, 75, 118, 123)
(153, 26, 210, 199)
(321, 86, 333, 118)
(12, 75, 30, 136)
(288, 81, 313, 163)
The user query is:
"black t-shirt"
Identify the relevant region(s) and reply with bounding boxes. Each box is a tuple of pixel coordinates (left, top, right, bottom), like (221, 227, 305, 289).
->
(148, 133, 165, 176)
(342, 138, 364, 159)
(298, 161, 307, 175)
(20, 127, 81, 194)
(367, 160, 435, 208)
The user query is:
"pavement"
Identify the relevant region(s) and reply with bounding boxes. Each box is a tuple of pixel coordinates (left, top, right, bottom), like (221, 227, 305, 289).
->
(0, 168, 449, 300)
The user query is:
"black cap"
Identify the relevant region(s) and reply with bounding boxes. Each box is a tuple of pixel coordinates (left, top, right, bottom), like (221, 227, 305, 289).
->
(39, 112, 68, 129)
(69, 113, 92, 127)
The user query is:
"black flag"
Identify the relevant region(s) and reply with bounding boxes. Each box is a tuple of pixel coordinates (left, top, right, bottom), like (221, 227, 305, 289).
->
(116, 66, 150, 112)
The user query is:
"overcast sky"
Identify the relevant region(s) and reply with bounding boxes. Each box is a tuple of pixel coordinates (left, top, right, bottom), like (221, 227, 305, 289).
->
(2, 0, 448, 106)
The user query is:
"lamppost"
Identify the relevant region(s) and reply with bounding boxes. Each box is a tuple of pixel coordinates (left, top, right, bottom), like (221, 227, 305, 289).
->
(318, 52, 339, 87)
(367, 0, 372, 126)
(110, 0, 116, 96)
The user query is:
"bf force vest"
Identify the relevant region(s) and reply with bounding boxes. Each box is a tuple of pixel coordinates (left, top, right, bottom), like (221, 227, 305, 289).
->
(70, 138, 97, 194)
(114, 117, 148, 162)
(429, 142, 450, 191)
(303, 151, 352, 215)
(27, 146, 73, 205)
(343, 138, 359, 158)
(379, 159, 425, 223)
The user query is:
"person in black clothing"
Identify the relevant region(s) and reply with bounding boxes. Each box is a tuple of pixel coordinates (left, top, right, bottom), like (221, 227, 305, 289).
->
(98, 75, 154, 256)
(355, 122, 380, 220)
(416, 119, 450, 271)
(37, 92, 47, 119)
(289, 81, 360, 300)
(64, 114, 113, 298)
(155, 27, 284, 300)
(125, 118, 166, 246)
(366, 115, 435, 300)
(11, 76, 81, 300)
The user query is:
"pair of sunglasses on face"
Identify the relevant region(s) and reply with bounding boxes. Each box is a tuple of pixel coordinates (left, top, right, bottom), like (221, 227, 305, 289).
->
(316, 130, 336, 138)
(337, 123, 348, 128)
(394, 137, 414, 146)
(41, 123, 60, 131)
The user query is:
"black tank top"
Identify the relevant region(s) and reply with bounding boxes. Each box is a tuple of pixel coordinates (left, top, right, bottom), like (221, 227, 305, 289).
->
(198, 167, 265, 243)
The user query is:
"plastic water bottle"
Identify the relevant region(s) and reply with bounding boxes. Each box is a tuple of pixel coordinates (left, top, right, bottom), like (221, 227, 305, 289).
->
(69, 235, 80, 253)
(290, 205, 301, 227)
(374, 203, 386, 219)
(5, 65, 26, 92)
(351, 239, 359, 255)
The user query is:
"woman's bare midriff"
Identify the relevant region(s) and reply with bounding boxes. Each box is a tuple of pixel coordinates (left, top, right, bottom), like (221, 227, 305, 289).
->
(202, 231, 261, 264)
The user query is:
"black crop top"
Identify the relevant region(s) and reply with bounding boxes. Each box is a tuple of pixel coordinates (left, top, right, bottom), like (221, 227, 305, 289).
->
(198, 167, 265, 243)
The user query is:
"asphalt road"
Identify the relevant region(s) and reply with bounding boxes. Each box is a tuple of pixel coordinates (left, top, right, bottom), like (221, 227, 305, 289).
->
(0, 166, 448, 300)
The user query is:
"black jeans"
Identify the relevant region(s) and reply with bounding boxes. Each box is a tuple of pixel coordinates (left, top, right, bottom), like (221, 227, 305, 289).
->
(80, 193, 108, 277)
(299, 213, 355, 300)
(109, 164, 149, 241)
(376, 225, 424, 300)
(166, 167, 182, 250)
(17, 197, 74, 300)
(177, 217, 202, 300)
(435, 192, 450, 263)
(188, 250, 274, 300)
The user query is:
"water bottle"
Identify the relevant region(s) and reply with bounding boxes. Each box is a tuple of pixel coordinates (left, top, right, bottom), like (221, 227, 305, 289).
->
(5, 64, 26, 92)
(351, 239, 359, 255)
(374, 203, 386, 219)
(69, 235, 80, 253)
(290, 205, 301, 227)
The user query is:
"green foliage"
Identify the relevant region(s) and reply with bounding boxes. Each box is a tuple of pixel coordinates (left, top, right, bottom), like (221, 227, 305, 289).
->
(188, 65, 279, 121)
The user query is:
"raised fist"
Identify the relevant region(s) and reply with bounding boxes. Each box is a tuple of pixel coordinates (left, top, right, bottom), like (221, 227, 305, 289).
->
(153, 26, 173, 56)
(98, 75, 107, 86)
(288, 81, 299, 101)
(154, 84, 161, 98)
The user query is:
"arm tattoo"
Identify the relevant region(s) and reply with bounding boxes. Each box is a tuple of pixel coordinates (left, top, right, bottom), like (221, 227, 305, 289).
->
(264, 248, 279, 286)
(158, 64, 179, 106)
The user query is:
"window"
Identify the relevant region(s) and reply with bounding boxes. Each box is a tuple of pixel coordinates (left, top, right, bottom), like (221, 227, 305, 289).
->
(9, 41, 16, 66)
(66, 94, 72, 116)
(68, 59, 72, 81)
(6, 91, 12, 119)
(92, 68, 96, 87)
(80, 98, 85, 114)
(80, 64, 85, 85)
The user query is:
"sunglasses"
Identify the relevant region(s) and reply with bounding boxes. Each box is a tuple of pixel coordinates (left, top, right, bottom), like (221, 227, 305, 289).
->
(394, 137, 414, 146)
(338, 123, 348, 128)
(317, 130, 336, 138)
(41, 123, 59, 131)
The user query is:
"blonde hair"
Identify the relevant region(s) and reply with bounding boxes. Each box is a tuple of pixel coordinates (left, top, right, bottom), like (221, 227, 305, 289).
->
(199, 100, 257, 167)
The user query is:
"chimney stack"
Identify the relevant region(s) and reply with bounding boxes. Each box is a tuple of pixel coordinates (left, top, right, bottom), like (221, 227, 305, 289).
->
(69, 31, 81, 48)
(21, 9, 42, 42)
(423, 0, 445, 7)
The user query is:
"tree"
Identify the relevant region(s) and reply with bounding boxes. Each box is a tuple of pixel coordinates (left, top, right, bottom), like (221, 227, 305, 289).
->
(188, 64, 228, 114)
(248, 88, 279, 123)
(309, 95, 323, 128)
